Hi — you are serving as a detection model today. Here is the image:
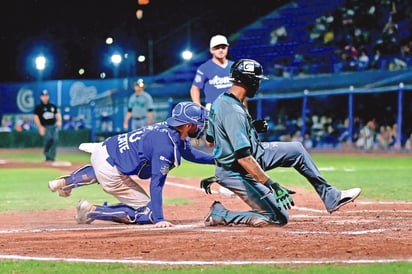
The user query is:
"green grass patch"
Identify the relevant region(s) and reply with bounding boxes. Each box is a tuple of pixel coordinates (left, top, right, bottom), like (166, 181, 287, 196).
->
(0, 261, 411, 273)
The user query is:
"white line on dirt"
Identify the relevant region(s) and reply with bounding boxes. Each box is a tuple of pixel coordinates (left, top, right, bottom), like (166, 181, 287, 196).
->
(0, 223, 244, 235)
(0, 254, 411, 265)
(288, 228, 395, 235)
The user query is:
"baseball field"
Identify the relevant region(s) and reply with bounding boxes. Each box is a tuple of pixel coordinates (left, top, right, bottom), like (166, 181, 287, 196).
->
(0, 148, 411, 273)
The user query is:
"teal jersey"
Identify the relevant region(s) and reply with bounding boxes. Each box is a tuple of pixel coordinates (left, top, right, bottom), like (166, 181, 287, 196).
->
(208, 93, 264, 166)
(127, 91, 154, 118)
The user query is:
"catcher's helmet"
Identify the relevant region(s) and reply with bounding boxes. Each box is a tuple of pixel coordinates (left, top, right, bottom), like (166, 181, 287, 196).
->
(166, 102, 208, 139)
(230, 59, 268, 98)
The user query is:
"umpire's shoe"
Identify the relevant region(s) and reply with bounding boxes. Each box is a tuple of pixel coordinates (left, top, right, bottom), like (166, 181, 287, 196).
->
(327, 188, 361, 213)
(75, 199, 96, 224)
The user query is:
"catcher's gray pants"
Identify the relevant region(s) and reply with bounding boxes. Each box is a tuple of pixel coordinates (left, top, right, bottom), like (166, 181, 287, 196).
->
(215, 141, 341, 225)
(90, 142, 150, 209)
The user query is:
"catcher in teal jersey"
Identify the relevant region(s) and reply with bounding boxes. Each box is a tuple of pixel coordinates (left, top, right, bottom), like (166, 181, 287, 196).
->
(201, 59, 361, 227)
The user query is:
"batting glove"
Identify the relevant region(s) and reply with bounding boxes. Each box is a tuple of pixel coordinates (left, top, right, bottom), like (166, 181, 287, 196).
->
(200, 176, 219, 194)
(263, 178, 295, 210)
(252, 119, 269, 133)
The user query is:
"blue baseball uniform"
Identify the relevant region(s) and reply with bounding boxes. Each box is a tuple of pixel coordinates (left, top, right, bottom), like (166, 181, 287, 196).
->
(192, 59, 234, 104)
(50, 118, 214, 225)
(98, 122, 213, 223)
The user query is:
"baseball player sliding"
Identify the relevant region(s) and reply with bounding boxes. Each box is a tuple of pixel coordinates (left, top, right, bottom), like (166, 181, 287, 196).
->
(48, 102, 214, 228)
(201, 59, 361, 227)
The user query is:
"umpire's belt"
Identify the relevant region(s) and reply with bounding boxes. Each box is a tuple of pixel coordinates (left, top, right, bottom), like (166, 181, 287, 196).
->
(133, 116, 146, 120)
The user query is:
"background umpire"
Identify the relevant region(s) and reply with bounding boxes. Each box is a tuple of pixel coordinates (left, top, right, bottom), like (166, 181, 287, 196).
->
(33, 89, 62, 162)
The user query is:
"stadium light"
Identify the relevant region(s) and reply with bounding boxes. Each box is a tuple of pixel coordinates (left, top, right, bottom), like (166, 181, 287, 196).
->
(35, 55, 46, 71)
(181, 50, 193, 61)
(111, 54, 122, 66)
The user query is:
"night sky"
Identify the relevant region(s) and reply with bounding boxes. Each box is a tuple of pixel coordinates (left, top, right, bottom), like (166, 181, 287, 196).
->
(0, 0, 288, 83)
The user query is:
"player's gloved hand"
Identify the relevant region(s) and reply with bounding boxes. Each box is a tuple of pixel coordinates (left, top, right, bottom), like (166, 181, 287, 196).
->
(263, 178, 295, 210)
(200, 176, 219, 194)
(252, 119, 269, 133)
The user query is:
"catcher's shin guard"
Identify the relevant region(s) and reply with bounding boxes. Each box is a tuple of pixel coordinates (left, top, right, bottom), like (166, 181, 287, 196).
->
(64, 164, 97, 189)
(49, 164, 97, 197)
(87, 202, 154, 224)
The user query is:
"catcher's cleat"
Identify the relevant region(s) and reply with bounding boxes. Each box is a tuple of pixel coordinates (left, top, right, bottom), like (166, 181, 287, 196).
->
(327, 187, 361, 213)
(204, 201, 225, 226)
(75, 199, 96, 224)
(48, 176, 72, 197)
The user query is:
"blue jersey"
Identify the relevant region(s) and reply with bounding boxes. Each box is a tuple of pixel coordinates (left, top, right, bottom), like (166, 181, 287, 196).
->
(104, 122, 214, 222)
(192, 59, 234, 103)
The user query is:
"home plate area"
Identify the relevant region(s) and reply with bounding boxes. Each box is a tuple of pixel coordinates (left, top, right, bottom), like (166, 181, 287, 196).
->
(0, 176, 411, 265)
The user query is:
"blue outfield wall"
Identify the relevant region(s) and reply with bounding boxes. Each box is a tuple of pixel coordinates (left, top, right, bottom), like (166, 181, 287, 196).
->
(0, 68, 411, 146)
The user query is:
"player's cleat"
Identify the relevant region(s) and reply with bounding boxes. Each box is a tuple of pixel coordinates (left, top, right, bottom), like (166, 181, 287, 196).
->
(327, 187, 361, 213)
(204, 201, 225, 226)
(204, 201, 270, 227)
(248, 216, 271, 227)
(48, 176, 72, 197)
(75, 199, 96, 224)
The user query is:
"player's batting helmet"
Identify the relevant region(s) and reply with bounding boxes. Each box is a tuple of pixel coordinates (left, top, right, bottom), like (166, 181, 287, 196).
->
(230, 59, 268, 98)
(166, 102, 208, 139)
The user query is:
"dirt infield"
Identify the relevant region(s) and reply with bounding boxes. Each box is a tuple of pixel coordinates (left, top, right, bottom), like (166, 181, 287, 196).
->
(0, 160, 411, 264)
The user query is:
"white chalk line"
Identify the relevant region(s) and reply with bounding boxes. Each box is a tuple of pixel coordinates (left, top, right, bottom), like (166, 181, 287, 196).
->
(0, 223, 246, 235)
(287, 228, 403, 235)
(0, 254, 411, 265)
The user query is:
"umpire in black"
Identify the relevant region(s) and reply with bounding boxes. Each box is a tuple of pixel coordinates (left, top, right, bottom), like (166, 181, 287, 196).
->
(33, 89, 62, 162)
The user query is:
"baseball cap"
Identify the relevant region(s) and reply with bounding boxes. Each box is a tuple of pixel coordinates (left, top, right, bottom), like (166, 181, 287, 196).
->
(41, 89, 49, 96)
(134, 78, 144, 87)
(210, 35, 229, 48)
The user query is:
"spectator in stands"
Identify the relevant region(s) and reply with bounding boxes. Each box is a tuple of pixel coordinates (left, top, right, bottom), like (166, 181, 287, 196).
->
(357, 47, 370, 70)
(33, 89, 62, 162)
(75, 115, 86, 130)
(0, 116, 13, 132)
(389, 123, 399, 150)
(101, 112, 113, 133)
(270, 26, 287, 45)
(356, 119, 376, 151)
(123, 79, 154, 131)
(404, 132, 412, 152)
(190, 34, 234, 110)
(379, 16, 400, 56)
(388, 57, 407, 70)
(400, 40, 412, 59)
(303, 132, 314, 150)
(63, 116, 77, 131)
(376, 124, 392, 150)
